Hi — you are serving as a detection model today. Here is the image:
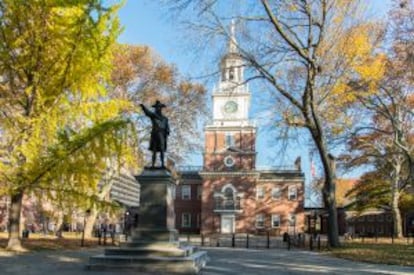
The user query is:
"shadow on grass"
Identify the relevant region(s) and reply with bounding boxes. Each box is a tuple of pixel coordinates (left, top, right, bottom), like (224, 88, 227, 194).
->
(0, 235, 101, 251)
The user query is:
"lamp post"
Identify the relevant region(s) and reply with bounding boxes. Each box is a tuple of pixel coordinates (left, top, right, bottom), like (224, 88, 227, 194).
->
(311, 210, 317, 237)
(293, 215, 296, 236)
(81, 209, 91, 247)
(124, 210, 130, 241)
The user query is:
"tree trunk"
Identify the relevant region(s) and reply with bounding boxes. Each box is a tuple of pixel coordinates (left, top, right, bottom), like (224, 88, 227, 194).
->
(82, 166, 116, 238)
(391, 164, 403, 238)
(311, 130, 340, 247)
(6, 190, 26, 251)
(84, 207, 98, 239)
(55, 212, 64, 238)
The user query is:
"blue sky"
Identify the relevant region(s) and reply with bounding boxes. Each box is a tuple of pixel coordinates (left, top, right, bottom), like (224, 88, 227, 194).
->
(117, 0, 393, 184)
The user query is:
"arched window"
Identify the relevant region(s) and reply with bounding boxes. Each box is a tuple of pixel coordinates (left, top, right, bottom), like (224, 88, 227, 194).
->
(229, 67, 235, 80)
(224, 187, 234, 200)
(223, 187, 234, 209)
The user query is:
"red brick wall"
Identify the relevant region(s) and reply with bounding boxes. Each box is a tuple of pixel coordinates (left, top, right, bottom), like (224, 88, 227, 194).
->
(203, 153, 255, 171)
(201, 176, 256, 234)
(200, 176, 304, 235)
(204, 130, 255, 152)
(254, 182, 304, 235)
(174, 178, 202, 234)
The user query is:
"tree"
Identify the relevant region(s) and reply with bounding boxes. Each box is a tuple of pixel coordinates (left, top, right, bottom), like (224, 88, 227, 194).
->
(0, 0, 136, 251)
(162, 0, 384, 247)
(345, 171, 390, 212)
(343, 0, 414, 238)
(69, 44, 208, 239)
(110, 44, 207, 163)
(386, 0, 414, 188)
(343, 104, 411, 238)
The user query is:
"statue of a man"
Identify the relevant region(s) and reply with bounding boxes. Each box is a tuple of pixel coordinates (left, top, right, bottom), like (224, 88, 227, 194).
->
(140, 100, 170, 168)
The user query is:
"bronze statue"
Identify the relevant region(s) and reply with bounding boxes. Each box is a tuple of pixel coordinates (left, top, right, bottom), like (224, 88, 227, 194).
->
(140, 100, 170, 168)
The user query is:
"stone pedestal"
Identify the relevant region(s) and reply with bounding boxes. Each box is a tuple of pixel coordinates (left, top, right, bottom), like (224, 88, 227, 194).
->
(133, 169, 178, 242)
(87, 168, 208, 274)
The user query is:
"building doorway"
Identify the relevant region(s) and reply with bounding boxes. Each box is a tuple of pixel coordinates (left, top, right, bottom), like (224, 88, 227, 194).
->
(221, 215, 235, 234)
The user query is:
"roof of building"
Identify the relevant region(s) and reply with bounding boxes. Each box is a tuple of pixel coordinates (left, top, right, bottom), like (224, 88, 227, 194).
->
(175, 166, 304, 182)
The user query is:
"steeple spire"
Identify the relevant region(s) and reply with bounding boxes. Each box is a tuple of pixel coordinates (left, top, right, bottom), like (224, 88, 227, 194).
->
(228, 19, 238, 53)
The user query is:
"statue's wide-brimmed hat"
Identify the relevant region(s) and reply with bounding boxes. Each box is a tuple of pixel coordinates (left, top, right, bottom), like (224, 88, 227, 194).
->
(152, 100, 166, 108)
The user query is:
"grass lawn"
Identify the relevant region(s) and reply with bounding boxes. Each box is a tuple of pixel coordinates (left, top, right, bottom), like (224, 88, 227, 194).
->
(0, 232, 102, 251)
(329, 241, 414, 266)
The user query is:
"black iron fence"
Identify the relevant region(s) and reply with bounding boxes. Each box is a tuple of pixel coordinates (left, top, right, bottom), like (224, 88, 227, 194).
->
(179, 233, 329, 251)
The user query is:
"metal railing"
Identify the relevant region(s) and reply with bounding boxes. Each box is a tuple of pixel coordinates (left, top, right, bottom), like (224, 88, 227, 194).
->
(176, 166, 203, 172)
(179, 233, 329, 251)
(176, 165, 300, 173)
(214, 199, 243, 211)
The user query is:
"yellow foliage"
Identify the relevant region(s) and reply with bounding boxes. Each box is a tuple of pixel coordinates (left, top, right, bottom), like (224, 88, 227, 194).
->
(0, 0, 137, 208)
(317, 21, 386, 128)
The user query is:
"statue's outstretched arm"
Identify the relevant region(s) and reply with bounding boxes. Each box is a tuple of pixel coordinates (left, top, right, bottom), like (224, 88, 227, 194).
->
(140, 103, 154, 118)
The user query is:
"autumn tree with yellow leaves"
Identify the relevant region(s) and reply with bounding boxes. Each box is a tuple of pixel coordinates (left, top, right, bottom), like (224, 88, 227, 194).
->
(0, 0, 138, 251)
(342, 0, 414, 238)
(164, 0, 386, 247)
(79, 44, 207, 239)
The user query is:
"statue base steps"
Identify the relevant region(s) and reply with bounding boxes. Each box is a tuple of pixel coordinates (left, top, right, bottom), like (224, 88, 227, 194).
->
(87, 240, 208, 274)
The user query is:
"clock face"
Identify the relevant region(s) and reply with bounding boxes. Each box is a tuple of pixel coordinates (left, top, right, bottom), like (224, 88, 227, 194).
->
(224, 101, 238, 114)
(224, 155, 235, 167)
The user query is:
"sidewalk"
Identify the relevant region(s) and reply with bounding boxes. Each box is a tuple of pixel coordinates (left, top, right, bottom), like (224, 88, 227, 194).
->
(0, 246, 413, 274)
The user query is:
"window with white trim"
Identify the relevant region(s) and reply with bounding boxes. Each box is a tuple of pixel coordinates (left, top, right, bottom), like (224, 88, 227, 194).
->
(271, 214, 280, 228)
(288, 186, 297, 200)
(257, 186, 265, 200)
(272, 187, 281, 200)
(181, 185, 191, 200)
(181, 213, 191, 228)
(289, 213, 296, 226)
(256, 214, 265, 228)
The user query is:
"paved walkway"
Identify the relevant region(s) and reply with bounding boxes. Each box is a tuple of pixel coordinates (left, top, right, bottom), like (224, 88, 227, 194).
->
(0, 246, 413, 275)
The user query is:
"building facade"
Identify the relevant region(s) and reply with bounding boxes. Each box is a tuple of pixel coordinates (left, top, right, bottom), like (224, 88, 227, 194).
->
(175, 25, 305, 236)
(0, 170, 138, 234)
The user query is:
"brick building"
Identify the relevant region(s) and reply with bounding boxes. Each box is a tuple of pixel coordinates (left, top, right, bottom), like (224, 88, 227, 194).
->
(174, 24, 305, 236)
(304, 180, 414, 237)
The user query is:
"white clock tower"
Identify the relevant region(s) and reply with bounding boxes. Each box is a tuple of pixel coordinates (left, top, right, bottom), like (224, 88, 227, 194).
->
(203, 21, 256, 172)
(211, 21, 252, 127)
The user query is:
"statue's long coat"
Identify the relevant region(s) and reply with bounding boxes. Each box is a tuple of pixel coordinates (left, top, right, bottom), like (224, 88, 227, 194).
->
(141, 105, 170, 152)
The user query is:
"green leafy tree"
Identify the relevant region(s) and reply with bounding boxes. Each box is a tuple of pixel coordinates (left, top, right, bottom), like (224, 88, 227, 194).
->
(0, 0, 137, 251)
